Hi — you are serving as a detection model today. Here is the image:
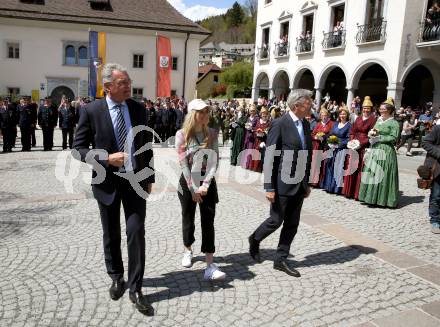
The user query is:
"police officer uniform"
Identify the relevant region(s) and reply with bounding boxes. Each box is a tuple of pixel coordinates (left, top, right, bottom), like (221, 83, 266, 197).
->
(30, 102, 38, 147)
(38, 97, 58, 150)
(17, 96, 37, 151)
(58, 101, 76, 149)
(0, 98, 17, 152)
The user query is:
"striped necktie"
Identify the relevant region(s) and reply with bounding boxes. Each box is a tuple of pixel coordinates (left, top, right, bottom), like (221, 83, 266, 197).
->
(115, 104, 127, 152)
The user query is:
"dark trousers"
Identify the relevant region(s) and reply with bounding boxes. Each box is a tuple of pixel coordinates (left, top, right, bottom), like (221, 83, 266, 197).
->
(159, 125, 169, 145)
(42, 127, 54, 150)
(62, 128, 74, 149)
(31, 126, 36, 147)
(178, 175, 218, 253)
(97, 178, 146, 292)
(12, 127, 17, 147)
(20, 127, 32, 151)
(429, 177, 440, 225)
(1, 128, 14, 151)
(396, 134, 414, 152)
(418, 126, 426, 147)
(253, 190, 305, 262)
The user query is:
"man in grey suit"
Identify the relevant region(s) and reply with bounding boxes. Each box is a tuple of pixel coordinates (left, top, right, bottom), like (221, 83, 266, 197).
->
(73, 63, 155, 315)
(248, 89, 313, 277)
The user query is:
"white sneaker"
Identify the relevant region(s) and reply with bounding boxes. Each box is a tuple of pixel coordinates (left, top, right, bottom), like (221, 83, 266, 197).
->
(204, 263, 226, 280)
(181, 250, 193, 268)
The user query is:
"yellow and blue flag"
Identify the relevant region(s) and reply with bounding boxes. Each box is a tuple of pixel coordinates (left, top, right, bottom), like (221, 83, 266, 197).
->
(88, 31, 106, 98)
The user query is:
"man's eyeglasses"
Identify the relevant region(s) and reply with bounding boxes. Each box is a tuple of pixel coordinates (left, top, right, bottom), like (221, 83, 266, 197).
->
(112, 79, 132, 87)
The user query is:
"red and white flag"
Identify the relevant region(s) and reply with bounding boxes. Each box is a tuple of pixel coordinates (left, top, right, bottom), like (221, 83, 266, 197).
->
(156, 35, 171, 97)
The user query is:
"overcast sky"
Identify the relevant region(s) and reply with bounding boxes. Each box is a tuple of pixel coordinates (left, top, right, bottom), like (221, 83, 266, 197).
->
(167, 0, 246, 21)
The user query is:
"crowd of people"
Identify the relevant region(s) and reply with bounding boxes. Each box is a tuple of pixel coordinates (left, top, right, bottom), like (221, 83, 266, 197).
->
(226, 94, 436, 209)
(0, 95, 79, 152)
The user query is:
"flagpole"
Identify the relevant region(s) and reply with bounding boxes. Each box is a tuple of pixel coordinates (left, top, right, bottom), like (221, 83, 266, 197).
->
(88, 27, 91, 98)
(155, 32, 158, 99)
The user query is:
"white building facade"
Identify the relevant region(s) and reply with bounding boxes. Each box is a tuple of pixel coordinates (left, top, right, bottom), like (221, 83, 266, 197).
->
(0, 0, 209, 104)
(252, 0, 440, 110)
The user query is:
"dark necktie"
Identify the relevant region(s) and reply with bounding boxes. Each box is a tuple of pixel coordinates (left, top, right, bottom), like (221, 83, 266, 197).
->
(115, 105, 127, 152)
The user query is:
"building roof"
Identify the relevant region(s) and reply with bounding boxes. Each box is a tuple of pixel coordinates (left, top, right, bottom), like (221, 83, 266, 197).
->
(197, 64, 221, 84)
(0, 0, 210, 35)
(201, 41, 254, 51)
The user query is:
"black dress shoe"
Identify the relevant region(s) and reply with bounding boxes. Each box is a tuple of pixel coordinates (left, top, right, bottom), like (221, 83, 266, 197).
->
(248, 234, 261, 263)
(129, 290, 154, 316)
(109, 278, 125, 300)
(273, 260, 301, 277)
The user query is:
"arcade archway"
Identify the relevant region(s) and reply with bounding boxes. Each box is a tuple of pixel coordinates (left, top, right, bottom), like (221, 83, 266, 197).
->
(402, 65, 434, 109)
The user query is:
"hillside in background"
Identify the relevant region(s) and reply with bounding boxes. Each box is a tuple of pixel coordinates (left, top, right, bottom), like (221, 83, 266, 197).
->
(197, 1, 257, 45)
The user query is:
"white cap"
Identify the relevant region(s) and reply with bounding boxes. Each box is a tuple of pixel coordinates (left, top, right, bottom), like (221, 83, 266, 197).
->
(188, 99, 210, 114)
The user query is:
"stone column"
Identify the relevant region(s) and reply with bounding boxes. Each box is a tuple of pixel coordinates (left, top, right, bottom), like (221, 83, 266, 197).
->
(387, 83, 404, 109)
(433, 89, 440, 114)
(251, 87, 258, 103)
(269, 88, 275, 100)
(314, 88, 322, 110)
(346, 88, 355, 109)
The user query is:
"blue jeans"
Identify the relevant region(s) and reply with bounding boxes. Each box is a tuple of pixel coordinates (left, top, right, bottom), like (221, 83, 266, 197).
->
(429, 177, 440, 225)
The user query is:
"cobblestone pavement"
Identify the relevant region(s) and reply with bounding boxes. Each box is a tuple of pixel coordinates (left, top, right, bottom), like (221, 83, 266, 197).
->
(1, 130, 440, 327)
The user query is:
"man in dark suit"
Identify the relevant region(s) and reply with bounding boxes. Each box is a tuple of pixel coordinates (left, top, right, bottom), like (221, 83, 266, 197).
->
(248, 89, 313, 277)
(73, 63, 155, 315)
(422, 125, 440, 234)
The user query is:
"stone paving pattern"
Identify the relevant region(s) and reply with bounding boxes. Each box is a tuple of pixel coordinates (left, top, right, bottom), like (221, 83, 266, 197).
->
(1, 130, 439, 326)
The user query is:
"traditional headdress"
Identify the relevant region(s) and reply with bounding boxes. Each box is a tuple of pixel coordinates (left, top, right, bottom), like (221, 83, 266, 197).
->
(383, 97, 394, 106)
(362, 96, 373, 107)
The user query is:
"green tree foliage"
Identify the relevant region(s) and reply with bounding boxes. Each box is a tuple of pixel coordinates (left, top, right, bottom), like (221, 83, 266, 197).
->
(226, 2, 245, 28)
(220, 62, 254, 98)
(197, 1, 257, 45)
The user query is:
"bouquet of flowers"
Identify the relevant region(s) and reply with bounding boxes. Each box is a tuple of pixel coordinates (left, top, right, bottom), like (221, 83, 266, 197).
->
(368, 128, 380, 145)
(327, 135, 340, 149)
(367, 128, 379, 138)
(347, 139, 361, 150)
(315, 132, 326, 141)
(245, 122, 252, 130)
(256, 128, 266, 137)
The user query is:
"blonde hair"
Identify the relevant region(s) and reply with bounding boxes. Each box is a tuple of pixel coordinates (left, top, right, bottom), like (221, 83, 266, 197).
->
(182, 110, 209, 147)
(320, 109, 329, 116)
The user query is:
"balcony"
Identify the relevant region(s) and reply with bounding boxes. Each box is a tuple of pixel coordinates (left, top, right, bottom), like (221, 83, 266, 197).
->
(322, 30, 346, 50)
(274, 41, 290, 58)
(256, 45, 270, 61)
(296, 37, 314, 54)
(356, 19, 387, 45)
(417, 18, 440, 47)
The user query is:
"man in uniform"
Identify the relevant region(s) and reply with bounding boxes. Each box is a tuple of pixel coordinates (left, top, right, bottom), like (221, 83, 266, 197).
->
(4, 98, 18, 148)
(0, 98, 17, 152)
(58, 97, 76, 150)
(17, 96, 36, 151)
(29, 99, 38, 147)
(38, 97, 58, 151)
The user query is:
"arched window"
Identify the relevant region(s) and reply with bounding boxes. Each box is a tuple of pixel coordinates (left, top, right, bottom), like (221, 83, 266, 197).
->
(78, 46, 88, 66)
(65, 45, 76, 65)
